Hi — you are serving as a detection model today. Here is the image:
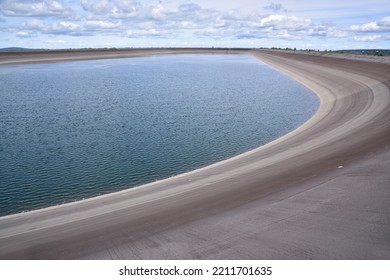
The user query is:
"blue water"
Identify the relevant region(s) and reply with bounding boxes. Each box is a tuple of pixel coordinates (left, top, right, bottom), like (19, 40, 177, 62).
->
(0, 54, 319, 216)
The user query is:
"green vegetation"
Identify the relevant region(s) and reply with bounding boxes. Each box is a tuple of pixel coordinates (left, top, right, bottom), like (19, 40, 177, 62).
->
(268, 47, 389, 56)
(332, 49, 389, 56)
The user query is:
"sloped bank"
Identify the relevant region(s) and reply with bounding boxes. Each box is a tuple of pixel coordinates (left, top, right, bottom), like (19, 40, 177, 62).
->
(0, 50, 389, 259)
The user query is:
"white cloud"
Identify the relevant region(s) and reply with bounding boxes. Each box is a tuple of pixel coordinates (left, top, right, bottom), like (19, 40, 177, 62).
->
(1, 1, 343, 42)
(46, 39, 65, 44)
(0, 0, 69, 17)
(81, 0, 142, 19)
(81, 0, 113, 15)
(378, 16, 390, 27)
(229, 14, 314, 40)
(353, 35, 381, 42)
(259, 15, 311, 30)
(351, 22, 379, 32)
(85, 20, 121, 29)
(110, 1, 142, 19)
(24, 19, 46, 29)
(53, 21, 81, 32)
(350, 16, 390, 32)
(16, 31, 31, 37)
(264, 3, 286, 12)
(1, 1, 388, 48)
(308, 24, 349, 38)
(323, 28, 348, 38)
(23, 19, 84, 35)
(149, 4, 166, 20)
(124, 28, 168, 38)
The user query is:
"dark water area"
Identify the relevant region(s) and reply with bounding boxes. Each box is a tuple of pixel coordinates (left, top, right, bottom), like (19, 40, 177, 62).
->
(0, 54, 319, 216)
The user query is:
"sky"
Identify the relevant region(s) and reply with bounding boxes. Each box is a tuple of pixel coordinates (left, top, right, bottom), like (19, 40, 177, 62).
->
(0, 0, 389, 50)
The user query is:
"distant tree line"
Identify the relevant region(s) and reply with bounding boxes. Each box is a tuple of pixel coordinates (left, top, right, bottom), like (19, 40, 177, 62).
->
(268, 47, 388, 56)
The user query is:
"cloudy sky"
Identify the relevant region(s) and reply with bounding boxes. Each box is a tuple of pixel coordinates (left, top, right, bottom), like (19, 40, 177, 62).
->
(0, 0, 389, 50)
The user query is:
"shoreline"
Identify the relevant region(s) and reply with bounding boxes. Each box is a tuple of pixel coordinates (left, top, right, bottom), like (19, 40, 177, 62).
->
(0, 48, 245, 65)
(0, 49, 389, 259)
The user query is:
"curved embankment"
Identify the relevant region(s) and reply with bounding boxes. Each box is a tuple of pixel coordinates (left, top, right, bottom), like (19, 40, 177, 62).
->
(0, 50, 389, 259)
(0, 48, 243, 64)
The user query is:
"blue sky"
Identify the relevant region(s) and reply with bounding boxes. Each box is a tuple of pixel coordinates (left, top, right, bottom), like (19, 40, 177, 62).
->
(0, 0, 389, 50)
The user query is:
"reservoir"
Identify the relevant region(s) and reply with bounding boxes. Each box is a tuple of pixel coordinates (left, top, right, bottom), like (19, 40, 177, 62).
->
(0, 54, 319, 216)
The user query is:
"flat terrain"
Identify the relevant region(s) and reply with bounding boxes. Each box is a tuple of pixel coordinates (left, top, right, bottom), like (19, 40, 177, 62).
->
(0, 48, 243, 64)
(0, 49, 389, 259)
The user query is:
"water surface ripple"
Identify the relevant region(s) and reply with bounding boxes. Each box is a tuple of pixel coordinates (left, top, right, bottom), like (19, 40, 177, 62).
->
(0, 54, 319, 216)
